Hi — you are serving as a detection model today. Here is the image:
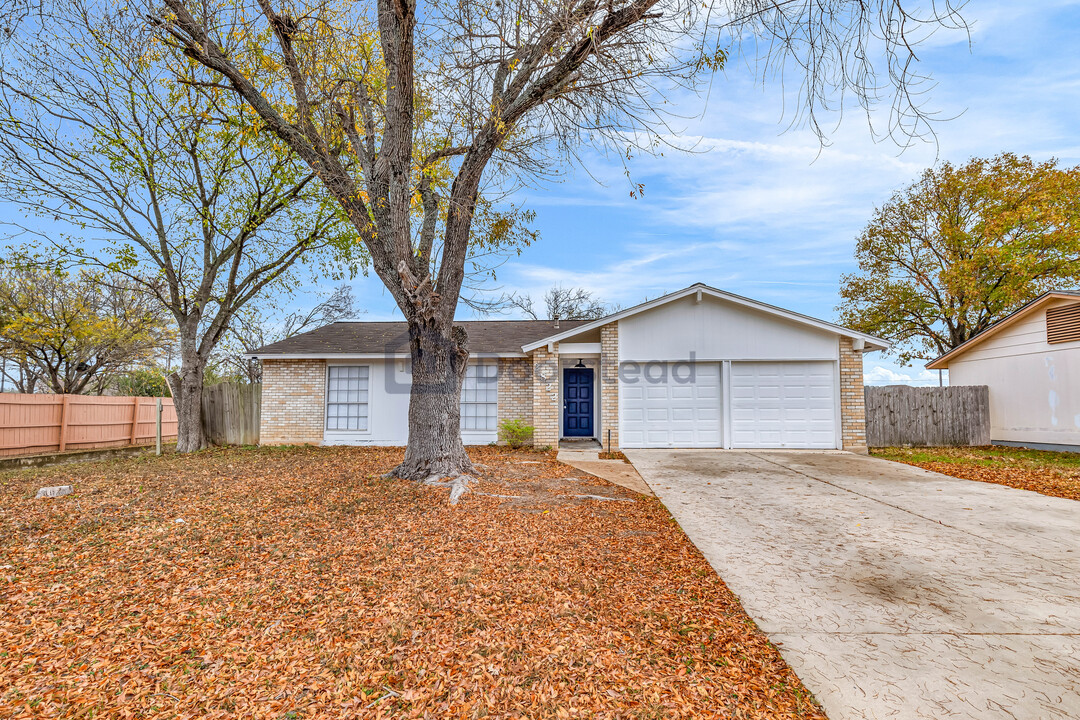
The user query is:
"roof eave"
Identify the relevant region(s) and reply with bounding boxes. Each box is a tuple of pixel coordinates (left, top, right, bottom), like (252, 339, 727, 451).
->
(520, 283, 891, 353)
(924, 291, 1080, 369)
(246, 351, 528, 360)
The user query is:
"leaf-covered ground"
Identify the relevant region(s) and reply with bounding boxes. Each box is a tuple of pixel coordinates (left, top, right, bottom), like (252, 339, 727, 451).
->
(873, 445, 1080, 502)
(0, 445, 824, 719)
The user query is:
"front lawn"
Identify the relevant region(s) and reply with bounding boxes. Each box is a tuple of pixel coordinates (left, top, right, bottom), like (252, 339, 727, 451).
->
(872, 445, 1080, 502)
(0, 445, 822, 719)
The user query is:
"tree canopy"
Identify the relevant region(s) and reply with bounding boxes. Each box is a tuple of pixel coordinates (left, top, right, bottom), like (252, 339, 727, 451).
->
(0, 266, 174, 394)
(214, 284, 359, 383)
(0, 1, 365, 449)
(838, 153, 1080, 364)
(151, 0, 966, 478)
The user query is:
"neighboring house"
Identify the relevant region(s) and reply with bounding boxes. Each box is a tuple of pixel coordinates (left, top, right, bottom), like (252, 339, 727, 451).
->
(250, 283, 889, 452)
(927, 290, 1080, 452)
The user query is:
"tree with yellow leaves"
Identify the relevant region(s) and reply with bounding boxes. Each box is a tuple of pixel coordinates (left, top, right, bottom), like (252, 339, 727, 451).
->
(0, 265, 174, 395)
(150, 0, 967, 479)
(0, 2, 366, 450)
(839, 153, 1080, 365)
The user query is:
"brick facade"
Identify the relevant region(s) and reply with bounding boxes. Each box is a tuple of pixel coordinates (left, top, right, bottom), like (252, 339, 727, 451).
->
(839, 337, 867, 453)
(531, 344, 560, 447)
(260, 359, 326, 445)
(497, 357, 533, 443)
(257, 322, 868, 454)
(600, 322, 619, 451)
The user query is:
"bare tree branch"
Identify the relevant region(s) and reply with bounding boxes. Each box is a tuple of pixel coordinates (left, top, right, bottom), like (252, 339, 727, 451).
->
(147, 0, 967, 476)
(0, 1, 363, 449)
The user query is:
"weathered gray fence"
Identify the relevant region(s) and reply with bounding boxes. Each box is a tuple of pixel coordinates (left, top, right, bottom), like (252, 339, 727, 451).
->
(865, 385, 990, 447)
(201, 382, 261, 446)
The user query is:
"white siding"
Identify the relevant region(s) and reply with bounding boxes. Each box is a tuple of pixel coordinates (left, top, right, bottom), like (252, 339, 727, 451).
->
(323, 360, 410, 445)
(948, 298, 1080, 447)
(322, 359, 499, 446)
(613, 293, 844, 450)
(618, 293, 839, 362)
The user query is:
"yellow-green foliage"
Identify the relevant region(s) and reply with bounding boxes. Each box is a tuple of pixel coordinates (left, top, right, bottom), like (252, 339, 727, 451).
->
(0, 266, 174, 394)
(498, 418, 535, 449)
(839, 153, 1080, 364)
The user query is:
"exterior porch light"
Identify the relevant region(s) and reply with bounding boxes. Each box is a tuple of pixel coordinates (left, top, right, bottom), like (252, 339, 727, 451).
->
(574, 358, 586, 368)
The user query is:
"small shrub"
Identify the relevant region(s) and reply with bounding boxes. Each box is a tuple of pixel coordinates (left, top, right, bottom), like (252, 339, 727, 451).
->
(499, 419, 534, 449)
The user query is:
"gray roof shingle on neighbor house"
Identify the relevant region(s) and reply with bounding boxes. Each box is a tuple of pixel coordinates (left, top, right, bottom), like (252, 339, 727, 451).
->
(250, 319, 591, 357)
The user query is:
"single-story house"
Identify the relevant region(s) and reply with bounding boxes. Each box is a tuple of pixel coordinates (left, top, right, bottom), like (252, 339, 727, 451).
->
(927, 290, 1080, 452)
(250, 283, 889, 452)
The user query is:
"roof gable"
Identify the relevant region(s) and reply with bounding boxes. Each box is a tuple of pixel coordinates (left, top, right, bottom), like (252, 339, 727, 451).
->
(926, 291, 1080, 369)
(521, 283, 890, 352)
(250, 283, 891, 358)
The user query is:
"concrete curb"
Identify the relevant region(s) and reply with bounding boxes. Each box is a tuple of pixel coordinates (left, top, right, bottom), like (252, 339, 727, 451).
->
(0, 444, 176, 472)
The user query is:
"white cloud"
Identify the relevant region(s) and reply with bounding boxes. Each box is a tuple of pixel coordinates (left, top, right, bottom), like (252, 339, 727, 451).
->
(864, 363, 946, 387)
(500, 233, 851, 320)
(209, 1, 1080, 328)
(493, 0, 1080, 327)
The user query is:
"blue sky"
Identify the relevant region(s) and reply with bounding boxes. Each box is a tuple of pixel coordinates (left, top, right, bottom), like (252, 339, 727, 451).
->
(343, 0, 1080, 385)
(5, 1, 1080, 385)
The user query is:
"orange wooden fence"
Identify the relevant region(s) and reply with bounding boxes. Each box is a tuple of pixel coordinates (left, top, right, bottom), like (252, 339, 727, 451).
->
(0, 394, 178, 458)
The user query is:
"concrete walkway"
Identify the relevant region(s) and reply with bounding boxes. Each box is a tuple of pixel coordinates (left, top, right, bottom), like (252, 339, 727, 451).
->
(626, 449, 1080, 720)
(557, 449, 653, 495)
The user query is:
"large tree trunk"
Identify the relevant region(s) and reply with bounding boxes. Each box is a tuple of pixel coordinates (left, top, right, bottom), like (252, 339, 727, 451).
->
(393, 320, 475, 480)
(170, 338, 207, 453)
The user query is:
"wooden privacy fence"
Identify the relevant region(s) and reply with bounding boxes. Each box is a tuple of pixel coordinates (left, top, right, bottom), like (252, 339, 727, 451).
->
(201, 382, 261, 446)
(0, 394, 177, 458)
(865, 385, 990, 448)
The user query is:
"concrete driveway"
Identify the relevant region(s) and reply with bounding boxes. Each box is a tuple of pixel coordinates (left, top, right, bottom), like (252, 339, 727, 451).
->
(625, 450, 1080, 720)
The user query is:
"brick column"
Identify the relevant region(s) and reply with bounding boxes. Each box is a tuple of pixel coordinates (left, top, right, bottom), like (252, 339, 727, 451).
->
(600, 321, 620, 450)
(839, 337, 867, 453)
(497, 357, 533, 443)
(260, 359, 326, 445)
(531, 344, 559, 447)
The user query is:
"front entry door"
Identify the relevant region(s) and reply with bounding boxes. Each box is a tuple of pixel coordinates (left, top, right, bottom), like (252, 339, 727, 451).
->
(563, 368, 594, 437)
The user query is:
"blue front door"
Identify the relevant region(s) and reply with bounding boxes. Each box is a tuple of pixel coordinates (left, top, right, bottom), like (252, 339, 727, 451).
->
(563, 368, 594, 437)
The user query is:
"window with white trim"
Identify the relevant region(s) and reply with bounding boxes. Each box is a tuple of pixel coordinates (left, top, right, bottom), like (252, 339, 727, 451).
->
(460, 362, 498, 431)
(326, 365, 370, 431)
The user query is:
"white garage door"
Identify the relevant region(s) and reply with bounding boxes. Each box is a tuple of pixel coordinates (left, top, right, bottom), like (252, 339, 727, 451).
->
(730, 361, 836, 449)
(620, 362, 721, 448)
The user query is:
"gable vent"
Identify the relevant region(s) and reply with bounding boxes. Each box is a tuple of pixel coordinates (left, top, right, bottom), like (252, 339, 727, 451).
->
(1046, 302, 1080, 344)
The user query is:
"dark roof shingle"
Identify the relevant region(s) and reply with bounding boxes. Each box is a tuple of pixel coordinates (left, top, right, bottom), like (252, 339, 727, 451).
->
(251, 319, 590, 356)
